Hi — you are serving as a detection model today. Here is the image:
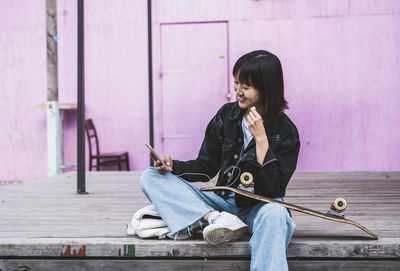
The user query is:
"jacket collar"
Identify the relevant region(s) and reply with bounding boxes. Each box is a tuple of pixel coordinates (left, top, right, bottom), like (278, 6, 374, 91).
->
(228, 103, 245, 121)
(228, 102, 282, 128)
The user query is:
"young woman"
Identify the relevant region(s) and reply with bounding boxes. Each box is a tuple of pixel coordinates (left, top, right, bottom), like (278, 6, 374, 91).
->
(140, 50, 300, 270)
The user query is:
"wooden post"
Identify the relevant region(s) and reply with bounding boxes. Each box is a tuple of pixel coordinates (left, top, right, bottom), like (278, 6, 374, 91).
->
(46, 0, 63, 176)
(46, 0, 58, 102)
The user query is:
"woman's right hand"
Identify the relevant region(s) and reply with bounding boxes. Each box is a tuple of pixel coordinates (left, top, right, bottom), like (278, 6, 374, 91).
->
(151, 153, 173, 174)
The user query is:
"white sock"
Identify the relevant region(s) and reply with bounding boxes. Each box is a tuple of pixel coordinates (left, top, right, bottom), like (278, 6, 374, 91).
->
(207, 211, 221, 224)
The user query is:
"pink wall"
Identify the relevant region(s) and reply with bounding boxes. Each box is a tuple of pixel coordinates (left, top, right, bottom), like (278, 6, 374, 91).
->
(0, 0, 47, 180)
(57, 0, 150, 172)
(153, 0, 400, 170)
(1, 0, 399, 181)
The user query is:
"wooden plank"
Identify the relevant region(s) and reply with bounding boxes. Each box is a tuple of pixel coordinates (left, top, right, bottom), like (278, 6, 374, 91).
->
(288, 260, 400, 270)
(2, 259, 400, 271)
(3, 259, 250, 271)
(0, 237, 399, 258)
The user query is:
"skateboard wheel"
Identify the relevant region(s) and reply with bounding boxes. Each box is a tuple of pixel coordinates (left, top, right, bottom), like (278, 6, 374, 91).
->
(333, 198, 347, 211)
(240, 172, 253, 186)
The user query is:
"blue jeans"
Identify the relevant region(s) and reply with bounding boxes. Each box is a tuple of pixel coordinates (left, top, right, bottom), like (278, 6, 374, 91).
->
(140, 167, 296, 271)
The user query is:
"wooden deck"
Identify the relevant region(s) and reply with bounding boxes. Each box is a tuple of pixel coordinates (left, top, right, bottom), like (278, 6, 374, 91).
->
(1, 171, 400, 270)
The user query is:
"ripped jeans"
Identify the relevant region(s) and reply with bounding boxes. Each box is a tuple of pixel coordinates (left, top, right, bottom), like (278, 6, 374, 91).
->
(140, 167, 296, 271)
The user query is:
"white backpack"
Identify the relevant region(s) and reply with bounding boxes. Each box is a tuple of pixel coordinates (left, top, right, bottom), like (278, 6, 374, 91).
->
(127, 205, 170, 239)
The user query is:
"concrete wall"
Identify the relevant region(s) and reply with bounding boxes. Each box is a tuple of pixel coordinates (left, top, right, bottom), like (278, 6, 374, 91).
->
(1, 0, 399, 181)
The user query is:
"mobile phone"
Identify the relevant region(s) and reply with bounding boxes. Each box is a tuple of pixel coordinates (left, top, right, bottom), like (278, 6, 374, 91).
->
(144, 142, 169, 170)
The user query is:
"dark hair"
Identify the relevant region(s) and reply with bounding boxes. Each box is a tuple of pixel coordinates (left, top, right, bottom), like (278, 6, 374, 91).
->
(233, 50, 288, 123)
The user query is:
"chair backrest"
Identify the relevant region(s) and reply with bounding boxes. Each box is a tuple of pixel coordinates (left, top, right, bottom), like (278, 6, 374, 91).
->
(85, 119, 100, 157)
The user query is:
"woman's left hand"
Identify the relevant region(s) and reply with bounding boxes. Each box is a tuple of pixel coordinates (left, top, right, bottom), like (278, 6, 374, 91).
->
(246, 107, 268, 143)
(246, 107, 269, 165)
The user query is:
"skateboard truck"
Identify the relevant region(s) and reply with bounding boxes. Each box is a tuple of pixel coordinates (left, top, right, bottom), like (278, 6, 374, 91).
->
(237, 172, 255, 193)
(327, 198, 347, 218)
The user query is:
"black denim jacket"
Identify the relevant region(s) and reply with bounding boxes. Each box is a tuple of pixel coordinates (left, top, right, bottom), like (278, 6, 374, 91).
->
(172, 102, 300, 207)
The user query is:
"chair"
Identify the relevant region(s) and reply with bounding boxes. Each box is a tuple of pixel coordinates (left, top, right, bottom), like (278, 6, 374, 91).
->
(84, 119, 130, 171)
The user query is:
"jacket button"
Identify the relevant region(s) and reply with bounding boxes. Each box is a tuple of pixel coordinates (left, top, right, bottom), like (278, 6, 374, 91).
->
(233, 154, 239, 159)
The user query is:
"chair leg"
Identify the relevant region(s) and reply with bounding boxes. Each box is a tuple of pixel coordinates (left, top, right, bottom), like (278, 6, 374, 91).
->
(96, 158, 100, 171)
(125, 154, 130, 171)
(118, 157, 122, 171)
(89, 158, 93, 171)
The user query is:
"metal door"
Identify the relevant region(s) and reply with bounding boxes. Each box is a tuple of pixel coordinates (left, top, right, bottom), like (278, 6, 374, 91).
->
(159, 22, 229, 161)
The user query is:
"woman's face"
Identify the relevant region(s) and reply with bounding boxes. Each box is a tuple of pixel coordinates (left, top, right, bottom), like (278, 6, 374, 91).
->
(234, 77, 261, 110)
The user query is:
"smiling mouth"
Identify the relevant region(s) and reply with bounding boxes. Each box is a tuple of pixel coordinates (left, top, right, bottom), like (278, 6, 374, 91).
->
(237, 96, 246, 102)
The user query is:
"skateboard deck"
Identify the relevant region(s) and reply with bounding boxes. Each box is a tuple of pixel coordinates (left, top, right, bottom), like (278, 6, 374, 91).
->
(200, 186, 378, 240)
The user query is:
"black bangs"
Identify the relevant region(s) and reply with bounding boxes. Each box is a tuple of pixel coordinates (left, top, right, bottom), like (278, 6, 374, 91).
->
(233, 50, 268, 79)
(236, 61, 257, 87)
(236, 54, 269, 88)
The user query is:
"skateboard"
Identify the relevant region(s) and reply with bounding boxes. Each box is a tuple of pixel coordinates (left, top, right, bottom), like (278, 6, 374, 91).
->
(200, 176, 378, 240)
